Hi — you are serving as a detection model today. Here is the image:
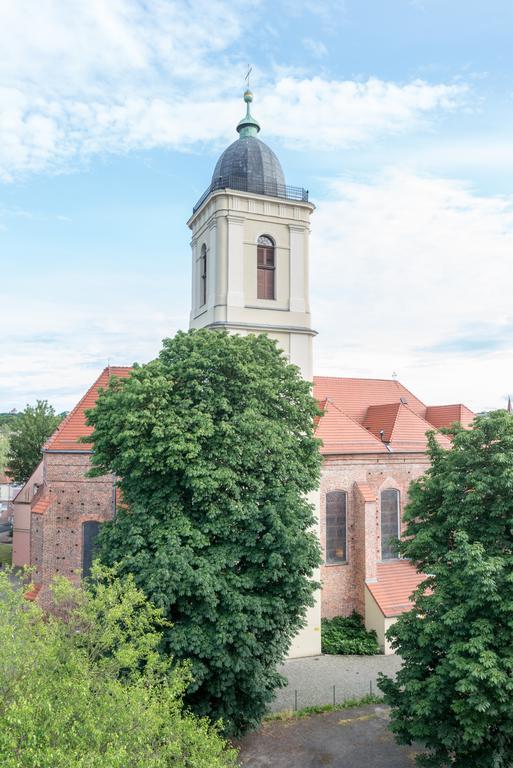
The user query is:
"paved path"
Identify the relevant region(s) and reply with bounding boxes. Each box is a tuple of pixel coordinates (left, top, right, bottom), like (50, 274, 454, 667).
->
(270, 655, 402, 713)
(237, 704, 417, 767)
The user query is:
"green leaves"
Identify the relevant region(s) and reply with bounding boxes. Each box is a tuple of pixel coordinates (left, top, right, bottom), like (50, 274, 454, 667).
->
(321, 613, 379, 655)
(87, 330, 322, 735)
(0, 567, 237, 768)
(6, 400, 62, 483)
(379, 411, 513, 767)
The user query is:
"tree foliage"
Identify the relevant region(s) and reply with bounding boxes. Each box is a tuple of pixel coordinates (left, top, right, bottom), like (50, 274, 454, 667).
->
(7, 400, 62, 482)
(0, 566, 237, 767)
(379, 411, 513, 767)
(0, 412, 21, 473)
(87, 329, 322, 734)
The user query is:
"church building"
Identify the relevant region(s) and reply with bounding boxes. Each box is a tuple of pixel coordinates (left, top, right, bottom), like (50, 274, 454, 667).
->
(13, 89, 475, 656)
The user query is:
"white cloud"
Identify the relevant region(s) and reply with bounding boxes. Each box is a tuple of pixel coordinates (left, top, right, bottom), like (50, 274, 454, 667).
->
(4, 171, 512, 415)
(0, 0, 466, 180)
(260, 77, 465, 149)
(0, 286, 187, 412)
(311, 170, 513, 412)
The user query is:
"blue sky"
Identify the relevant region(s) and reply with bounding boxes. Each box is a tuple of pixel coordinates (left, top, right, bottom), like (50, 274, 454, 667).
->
(1, 0, 513, 413)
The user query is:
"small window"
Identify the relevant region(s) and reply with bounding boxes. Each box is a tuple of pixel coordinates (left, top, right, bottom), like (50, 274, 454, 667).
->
(82, 521, 101, 578)
(257, 235, 275, 300)
(325, 491, 347, 564)
(200, 244, 207, 306)
(381, 489, 400, 560)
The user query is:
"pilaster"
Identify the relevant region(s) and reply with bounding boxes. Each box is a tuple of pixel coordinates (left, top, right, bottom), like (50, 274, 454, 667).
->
(226, 215, 245, 309)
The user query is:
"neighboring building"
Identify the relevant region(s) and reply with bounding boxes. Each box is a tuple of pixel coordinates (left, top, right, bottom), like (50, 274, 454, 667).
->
(11, 461, 43, 566)
(0, 472, 23, 525)
(13, 89, 475, 653)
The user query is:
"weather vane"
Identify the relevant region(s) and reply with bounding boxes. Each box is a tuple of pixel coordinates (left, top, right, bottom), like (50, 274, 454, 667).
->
(245, 65, 252, 90)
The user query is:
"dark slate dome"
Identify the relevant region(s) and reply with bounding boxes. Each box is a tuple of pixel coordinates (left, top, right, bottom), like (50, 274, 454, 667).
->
(211, 136, 285, 194)
(211, 89, 285, 196)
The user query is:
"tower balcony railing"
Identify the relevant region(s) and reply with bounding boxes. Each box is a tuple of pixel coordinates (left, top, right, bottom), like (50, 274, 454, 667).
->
(193, 175, 309, 213)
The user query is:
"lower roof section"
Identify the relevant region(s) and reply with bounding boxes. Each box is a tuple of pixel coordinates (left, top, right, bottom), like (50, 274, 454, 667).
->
(366, 560, 427, 617)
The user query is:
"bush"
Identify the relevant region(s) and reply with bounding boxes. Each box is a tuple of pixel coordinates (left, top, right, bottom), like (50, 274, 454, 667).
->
(321, 612, 379, 655)
(0, 543, 11, 568)
(0, 566, 237, 768)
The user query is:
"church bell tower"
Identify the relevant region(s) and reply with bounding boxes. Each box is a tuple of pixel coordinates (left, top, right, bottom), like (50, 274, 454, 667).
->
(187, 90, 321, 658)
(187, 89, 316, 380)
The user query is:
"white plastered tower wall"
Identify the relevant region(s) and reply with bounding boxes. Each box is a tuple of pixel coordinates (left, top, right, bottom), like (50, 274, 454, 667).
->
(186, 91, 321, 657)
(187, 190, 315, 380)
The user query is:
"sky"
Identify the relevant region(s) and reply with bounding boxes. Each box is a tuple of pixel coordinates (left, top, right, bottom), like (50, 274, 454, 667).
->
(1, 0, 513, 414)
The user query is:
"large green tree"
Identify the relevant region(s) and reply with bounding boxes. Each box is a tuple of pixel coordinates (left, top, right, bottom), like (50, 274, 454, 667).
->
(379, 411, 513, 767)
(0, 566, 237, 767)
(7, 400, 62, 482)
(87, 329, 322, 734)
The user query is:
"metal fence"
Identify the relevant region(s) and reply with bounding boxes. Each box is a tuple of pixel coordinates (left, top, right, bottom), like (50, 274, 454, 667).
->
(193, 175, 309, 212)
(272, 679, 381, 714)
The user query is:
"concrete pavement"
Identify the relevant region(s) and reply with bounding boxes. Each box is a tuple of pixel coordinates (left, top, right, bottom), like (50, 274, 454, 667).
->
(270, 654, 402, 712)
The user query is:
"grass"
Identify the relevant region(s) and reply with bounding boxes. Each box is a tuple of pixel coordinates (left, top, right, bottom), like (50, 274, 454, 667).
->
(0, 543, 12, 567)
(264, 693, 384, 722)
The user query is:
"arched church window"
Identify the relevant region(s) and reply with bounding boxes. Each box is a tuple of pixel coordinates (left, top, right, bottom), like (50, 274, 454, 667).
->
(82, 520, 101, 578)
(257, 235, 275, 300)
(380, 489, 400, 560)
(325, 491, 347, 564)
(200, 244, 207, 306)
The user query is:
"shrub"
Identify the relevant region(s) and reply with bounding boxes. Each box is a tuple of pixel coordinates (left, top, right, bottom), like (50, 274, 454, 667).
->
(0, 566, 237, 768)
(321, 612, 379, 655)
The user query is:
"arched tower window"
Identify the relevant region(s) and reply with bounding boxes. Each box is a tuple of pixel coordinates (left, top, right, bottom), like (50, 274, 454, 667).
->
(200, 244, 207, 306)
(380, 489, 400, 560)
(257, 235, 275, 300)
(325, 491, 347, 564)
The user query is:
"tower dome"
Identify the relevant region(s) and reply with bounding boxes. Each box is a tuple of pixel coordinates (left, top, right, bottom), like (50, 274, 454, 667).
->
(211, 89, 285, 196)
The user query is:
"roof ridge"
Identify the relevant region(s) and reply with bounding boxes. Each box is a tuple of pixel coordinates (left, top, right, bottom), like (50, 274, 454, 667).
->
(427, 403, 467, 409)
(393, 378, 426, 409)
(326, 399, 388, 447)
(315, 375, 401, 383)
(44, 366, 127, 451)
(398, 403, 452, 447)
(389, 401, 404, 440)
(403, 402, 442, 430)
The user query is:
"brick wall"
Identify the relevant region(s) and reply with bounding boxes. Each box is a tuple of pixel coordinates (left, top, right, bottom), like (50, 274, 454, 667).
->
(319, 453, 429, 619)
(34, 452, 115, 599)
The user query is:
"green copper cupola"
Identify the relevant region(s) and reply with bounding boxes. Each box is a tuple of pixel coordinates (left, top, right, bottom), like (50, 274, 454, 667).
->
(236, 89, 260, 138)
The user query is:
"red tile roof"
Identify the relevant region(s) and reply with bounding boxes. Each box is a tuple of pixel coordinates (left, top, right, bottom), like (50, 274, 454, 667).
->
(316, 400, 388, 455)
(355, 482, 376, 503)
(425, 404, 475, 430)
(363, 403, 401, 443)
(32, 497, 50, 515)
(367, 561, 427, 617)
(313, 376, 472, 455)
(313, 377, 426, 423)
(364, 403, 452, 452)
(45, 367, 132, 452)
